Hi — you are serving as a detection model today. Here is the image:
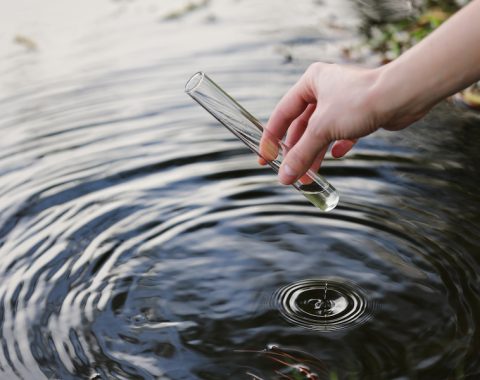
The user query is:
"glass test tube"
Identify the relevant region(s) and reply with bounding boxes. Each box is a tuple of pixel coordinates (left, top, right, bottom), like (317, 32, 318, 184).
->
(185, 72, 339, 212)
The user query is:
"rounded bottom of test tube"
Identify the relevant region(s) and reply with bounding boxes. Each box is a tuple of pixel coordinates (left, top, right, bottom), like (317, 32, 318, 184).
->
(298, 183, 339, 212)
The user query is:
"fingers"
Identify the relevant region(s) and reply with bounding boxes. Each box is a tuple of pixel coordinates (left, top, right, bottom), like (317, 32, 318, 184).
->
(284, 104, 318, 184)
(298, 146, 328, 185)
(257, 131, 279, 164)
(331, 139, 357, 158)
(259, 72, 316, 162)
(258, 102, 316, 167)
(257, 157, 267, 165)
(284, 103, 316, 148)
(267, 76, 316, 139)
(278, 109, 331, 185)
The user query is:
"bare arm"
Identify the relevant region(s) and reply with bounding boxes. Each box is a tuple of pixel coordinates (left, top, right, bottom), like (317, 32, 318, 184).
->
(263, 0, 480, 185)
(376, 0, 480, 128)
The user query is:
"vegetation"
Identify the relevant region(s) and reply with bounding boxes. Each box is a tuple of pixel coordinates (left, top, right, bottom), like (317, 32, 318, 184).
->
(355, 0, 479, 110)
(361, 0, 468, 62)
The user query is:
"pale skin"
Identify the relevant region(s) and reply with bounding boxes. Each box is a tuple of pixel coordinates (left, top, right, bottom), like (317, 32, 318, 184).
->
(260, 0, 480, 185)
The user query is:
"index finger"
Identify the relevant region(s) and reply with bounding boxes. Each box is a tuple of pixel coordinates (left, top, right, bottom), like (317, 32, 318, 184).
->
(269, 71, 319, 137)
(259, 75, 315, 161)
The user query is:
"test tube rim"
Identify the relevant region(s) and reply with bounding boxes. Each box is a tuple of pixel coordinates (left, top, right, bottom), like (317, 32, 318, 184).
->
(185, 71, 205, 94)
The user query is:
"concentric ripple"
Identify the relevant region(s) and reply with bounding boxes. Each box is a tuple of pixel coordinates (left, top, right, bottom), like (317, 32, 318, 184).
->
(1, 0, 480, 379)
(275, 278, 375, 332)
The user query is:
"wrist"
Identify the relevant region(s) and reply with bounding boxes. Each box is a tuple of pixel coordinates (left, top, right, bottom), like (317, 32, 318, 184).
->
(369, 61, 432, 130)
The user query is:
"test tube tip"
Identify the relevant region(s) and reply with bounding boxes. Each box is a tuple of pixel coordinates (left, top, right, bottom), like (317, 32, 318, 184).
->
(185, 72, 205, 94)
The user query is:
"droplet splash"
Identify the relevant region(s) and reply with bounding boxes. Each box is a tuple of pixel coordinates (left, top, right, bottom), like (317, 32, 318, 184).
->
(274, 278, 375, 332)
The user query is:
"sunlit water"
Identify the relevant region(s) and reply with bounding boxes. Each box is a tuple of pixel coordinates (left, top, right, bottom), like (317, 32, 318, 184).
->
(1, 0, 480, 379)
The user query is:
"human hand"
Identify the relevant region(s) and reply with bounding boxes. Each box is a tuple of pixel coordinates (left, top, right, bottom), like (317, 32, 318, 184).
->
(260, 62, 429, 185)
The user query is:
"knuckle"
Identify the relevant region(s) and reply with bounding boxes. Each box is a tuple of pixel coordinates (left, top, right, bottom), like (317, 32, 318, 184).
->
(306, 62, 318, 74)
(276, 108, 291, 126)
(310, 124, 326, 140)
(309, 120, 332, 142)
(287, 147, 311, 172)
(307, 62, 323, 73)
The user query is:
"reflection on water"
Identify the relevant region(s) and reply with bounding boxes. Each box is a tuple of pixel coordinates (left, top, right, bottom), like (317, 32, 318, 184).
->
(0, 0, 480, 379)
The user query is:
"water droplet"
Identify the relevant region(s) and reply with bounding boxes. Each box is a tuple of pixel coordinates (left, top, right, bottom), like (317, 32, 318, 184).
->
(274, 278, 375, 332)
(266, 343, 279, 351)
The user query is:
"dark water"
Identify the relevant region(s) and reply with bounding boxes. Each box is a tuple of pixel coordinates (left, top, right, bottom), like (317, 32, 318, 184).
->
(1, 1, 480, 379)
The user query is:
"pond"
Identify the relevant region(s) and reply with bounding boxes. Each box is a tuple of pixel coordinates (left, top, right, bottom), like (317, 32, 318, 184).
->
(0, 0, 479, 379)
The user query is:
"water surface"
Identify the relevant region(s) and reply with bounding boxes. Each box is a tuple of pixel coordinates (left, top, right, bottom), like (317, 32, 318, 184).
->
(0, 1, 480, 379)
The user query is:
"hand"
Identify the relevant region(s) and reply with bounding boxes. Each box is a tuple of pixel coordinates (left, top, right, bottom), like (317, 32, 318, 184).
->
(260, 62, 428, 185)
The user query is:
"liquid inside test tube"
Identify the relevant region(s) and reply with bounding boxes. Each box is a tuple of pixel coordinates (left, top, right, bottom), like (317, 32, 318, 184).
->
(185, 71, 339, 212)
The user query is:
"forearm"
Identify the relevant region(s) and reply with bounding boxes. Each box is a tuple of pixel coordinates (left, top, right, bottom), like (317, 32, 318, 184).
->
(265, 0, 480, 183)
(376, 0, 480, 118)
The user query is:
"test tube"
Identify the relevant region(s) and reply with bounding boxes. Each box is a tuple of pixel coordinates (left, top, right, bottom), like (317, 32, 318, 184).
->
(185, 72, 339, 212)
